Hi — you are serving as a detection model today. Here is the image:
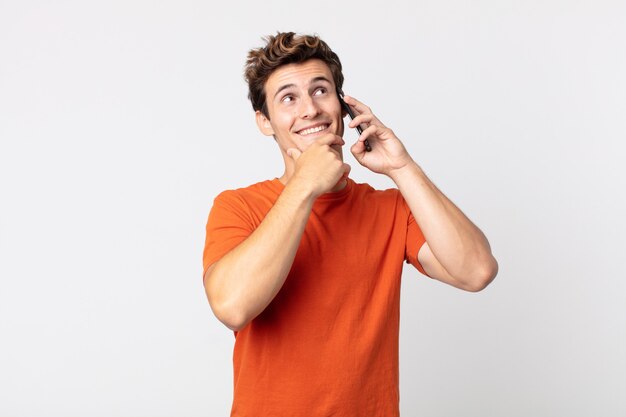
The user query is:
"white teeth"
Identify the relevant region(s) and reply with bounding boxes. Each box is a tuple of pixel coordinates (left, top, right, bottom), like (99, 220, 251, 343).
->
(299, 124, 328, 135)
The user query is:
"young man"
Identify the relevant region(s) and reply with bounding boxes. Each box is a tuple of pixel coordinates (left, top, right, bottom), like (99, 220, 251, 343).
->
(203, 32, 498, 416)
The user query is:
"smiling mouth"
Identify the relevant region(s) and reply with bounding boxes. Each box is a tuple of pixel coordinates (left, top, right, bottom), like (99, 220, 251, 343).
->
(297, 124, 329, 136)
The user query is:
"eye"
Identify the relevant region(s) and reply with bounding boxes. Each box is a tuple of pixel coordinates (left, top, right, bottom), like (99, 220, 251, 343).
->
(281, 94, 294, 103)
(313, 87, 327, 96)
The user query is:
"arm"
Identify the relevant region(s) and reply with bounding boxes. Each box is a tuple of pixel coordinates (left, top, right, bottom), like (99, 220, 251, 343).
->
(344, 95, 498, 291)
(204, 134, 350, 330)
(391, 162, 498, 291)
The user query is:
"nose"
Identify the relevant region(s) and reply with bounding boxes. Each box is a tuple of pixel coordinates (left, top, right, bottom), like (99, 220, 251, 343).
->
(298, 95, 320, 119)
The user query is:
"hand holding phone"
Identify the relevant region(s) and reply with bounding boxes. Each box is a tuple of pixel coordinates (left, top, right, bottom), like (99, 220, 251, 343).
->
(337, 88, 372, 152)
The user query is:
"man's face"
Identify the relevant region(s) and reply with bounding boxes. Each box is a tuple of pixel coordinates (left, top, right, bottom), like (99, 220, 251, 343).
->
(256, 59, 344, 159)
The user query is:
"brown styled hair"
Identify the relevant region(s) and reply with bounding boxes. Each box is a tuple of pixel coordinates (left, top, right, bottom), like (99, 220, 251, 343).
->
(244, 32, 344, 118)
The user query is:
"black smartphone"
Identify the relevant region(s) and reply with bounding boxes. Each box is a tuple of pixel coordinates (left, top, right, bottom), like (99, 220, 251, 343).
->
(337, 88, 372, 152)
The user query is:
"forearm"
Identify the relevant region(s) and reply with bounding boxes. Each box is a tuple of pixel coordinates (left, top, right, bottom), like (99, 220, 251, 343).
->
(204, 181, 315, 330)
(390, 161, 497, 283)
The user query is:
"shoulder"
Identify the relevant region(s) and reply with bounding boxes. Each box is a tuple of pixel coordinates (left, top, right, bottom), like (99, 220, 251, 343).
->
(214, 178, 281, 206)
(350, 180, 403, 204)
(348, 180, 411, 220)
(210, 179, 282, 226)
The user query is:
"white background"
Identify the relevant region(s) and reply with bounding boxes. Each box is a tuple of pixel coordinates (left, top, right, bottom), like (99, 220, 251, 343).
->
(1, 1, 625, 416)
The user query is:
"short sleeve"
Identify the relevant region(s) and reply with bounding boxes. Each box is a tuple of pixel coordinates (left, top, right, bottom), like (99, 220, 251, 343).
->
(202, 191, 255, 274)
(401, 197, 429, 276)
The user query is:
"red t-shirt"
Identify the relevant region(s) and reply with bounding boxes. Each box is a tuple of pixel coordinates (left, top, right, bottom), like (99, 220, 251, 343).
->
(203, 178, 428, 416)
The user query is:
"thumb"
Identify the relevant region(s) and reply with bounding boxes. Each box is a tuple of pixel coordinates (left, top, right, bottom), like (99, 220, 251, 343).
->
(287, 148, 302, 160)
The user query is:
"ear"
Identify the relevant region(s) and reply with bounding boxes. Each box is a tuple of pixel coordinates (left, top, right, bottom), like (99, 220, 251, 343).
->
(255, 111, 274, 136)
(338, 97, 348, 119)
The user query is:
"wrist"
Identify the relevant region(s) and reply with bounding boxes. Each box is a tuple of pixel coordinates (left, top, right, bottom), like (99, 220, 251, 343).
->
(387, 159, 423, 184)
(284, 175, 319, 204)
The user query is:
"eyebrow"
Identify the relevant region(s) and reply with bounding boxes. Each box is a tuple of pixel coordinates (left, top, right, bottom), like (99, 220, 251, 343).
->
(273, 76, 332, 99)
